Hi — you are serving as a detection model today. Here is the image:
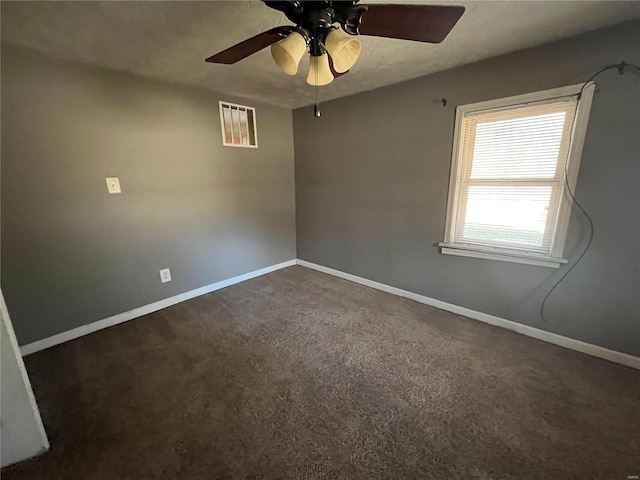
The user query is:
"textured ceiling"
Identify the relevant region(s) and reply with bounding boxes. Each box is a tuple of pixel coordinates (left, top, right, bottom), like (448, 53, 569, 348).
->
(2, 1, 639, 109)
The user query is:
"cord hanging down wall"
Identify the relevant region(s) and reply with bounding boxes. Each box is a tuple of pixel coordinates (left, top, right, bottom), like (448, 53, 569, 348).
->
(540, 60, 640, 322)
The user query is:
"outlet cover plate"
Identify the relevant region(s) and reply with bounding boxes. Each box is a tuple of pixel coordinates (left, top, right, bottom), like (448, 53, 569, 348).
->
(159, 269, 172, 283)
(106, 177, 121, 194)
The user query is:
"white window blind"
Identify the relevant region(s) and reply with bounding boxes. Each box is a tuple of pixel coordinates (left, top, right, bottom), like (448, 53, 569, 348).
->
(451, 99, 578, 256)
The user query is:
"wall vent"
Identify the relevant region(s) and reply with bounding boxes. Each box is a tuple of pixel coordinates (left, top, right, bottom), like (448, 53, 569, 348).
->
(219, 101, 258, 148)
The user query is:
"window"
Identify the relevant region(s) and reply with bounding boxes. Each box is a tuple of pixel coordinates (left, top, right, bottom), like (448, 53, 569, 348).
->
(441, 83, 595, 268)
(219, 101, 258, 148)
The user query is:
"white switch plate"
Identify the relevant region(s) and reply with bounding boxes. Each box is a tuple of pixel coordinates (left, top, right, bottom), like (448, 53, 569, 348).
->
(159, 268, 172, 283)
(106, 177, 121, 194)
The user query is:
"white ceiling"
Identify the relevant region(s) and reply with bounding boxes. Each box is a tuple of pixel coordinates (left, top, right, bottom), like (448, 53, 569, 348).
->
(2, 1, 639, 109)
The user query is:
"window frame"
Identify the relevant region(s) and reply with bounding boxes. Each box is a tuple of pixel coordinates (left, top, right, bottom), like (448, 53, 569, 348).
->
(440, 83, 595, 268)
(218, 101, 258, 149)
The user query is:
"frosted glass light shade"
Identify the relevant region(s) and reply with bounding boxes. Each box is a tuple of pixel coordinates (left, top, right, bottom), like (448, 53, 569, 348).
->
(307, 53, 333, 87)
(325, 28, 361, 73)
(271, 31, 307, 75)
(307, 53, 334, 86)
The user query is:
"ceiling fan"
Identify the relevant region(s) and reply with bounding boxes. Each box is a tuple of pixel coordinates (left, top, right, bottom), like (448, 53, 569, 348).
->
(205, 1, 465, 87)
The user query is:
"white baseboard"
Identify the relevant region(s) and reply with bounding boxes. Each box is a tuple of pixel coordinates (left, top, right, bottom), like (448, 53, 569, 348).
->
(20, 260, 296, 356)
(21, 258, 639, 371)
(296, 260, 640, 371)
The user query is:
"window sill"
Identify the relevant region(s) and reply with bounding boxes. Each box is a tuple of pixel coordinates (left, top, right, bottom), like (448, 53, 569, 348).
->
(438, 243, 568, 268)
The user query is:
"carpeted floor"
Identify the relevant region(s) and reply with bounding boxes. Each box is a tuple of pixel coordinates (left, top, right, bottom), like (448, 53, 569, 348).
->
(3, 266, 639, 479)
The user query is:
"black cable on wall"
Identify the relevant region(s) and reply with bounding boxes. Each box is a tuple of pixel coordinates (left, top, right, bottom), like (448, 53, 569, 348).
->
(540, 61, 640, 322)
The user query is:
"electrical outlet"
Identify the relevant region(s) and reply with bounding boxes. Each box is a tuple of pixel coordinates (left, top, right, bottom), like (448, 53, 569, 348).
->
(106, 177, 121, 194)
(159, 268, 172, 283)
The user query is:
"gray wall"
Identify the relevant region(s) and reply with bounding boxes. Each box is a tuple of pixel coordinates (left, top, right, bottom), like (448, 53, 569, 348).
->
(294, 21, 640, 357)
(2, 46, 296, 345)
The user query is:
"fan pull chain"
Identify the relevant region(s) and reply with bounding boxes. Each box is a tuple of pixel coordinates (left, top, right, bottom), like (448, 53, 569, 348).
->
(314, 69, 321, 117)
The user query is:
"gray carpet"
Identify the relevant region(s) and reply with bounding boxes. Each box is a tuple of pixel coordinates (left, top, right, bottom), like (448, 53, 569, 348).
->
(3, 266, 639, 479)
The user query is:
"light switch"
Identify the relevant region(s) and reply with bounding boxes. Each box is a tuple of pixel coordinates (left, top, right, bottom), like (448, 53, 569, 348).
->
(106, 177, 121, 194)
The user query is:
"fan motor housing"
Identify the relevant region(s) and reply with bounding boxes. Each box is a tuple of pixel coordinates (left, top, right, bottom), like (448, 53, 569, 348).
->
(264, 0, 361, 56)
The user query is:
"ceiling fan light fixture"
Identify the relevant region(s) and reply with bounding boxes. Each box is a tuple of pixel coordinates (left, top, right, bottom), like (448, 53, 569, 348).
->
(306, 53, 334, 86)
(271, 31, 307, 75)
(325, 28, 361, 73)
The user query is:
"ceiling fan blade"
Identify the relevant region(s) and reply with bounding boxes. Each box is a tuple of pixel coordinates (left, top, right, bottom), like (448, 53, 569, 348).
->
(354, 4, 464, 43)
(328, 55, 349, 79)
(205, 26, 295, 64)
